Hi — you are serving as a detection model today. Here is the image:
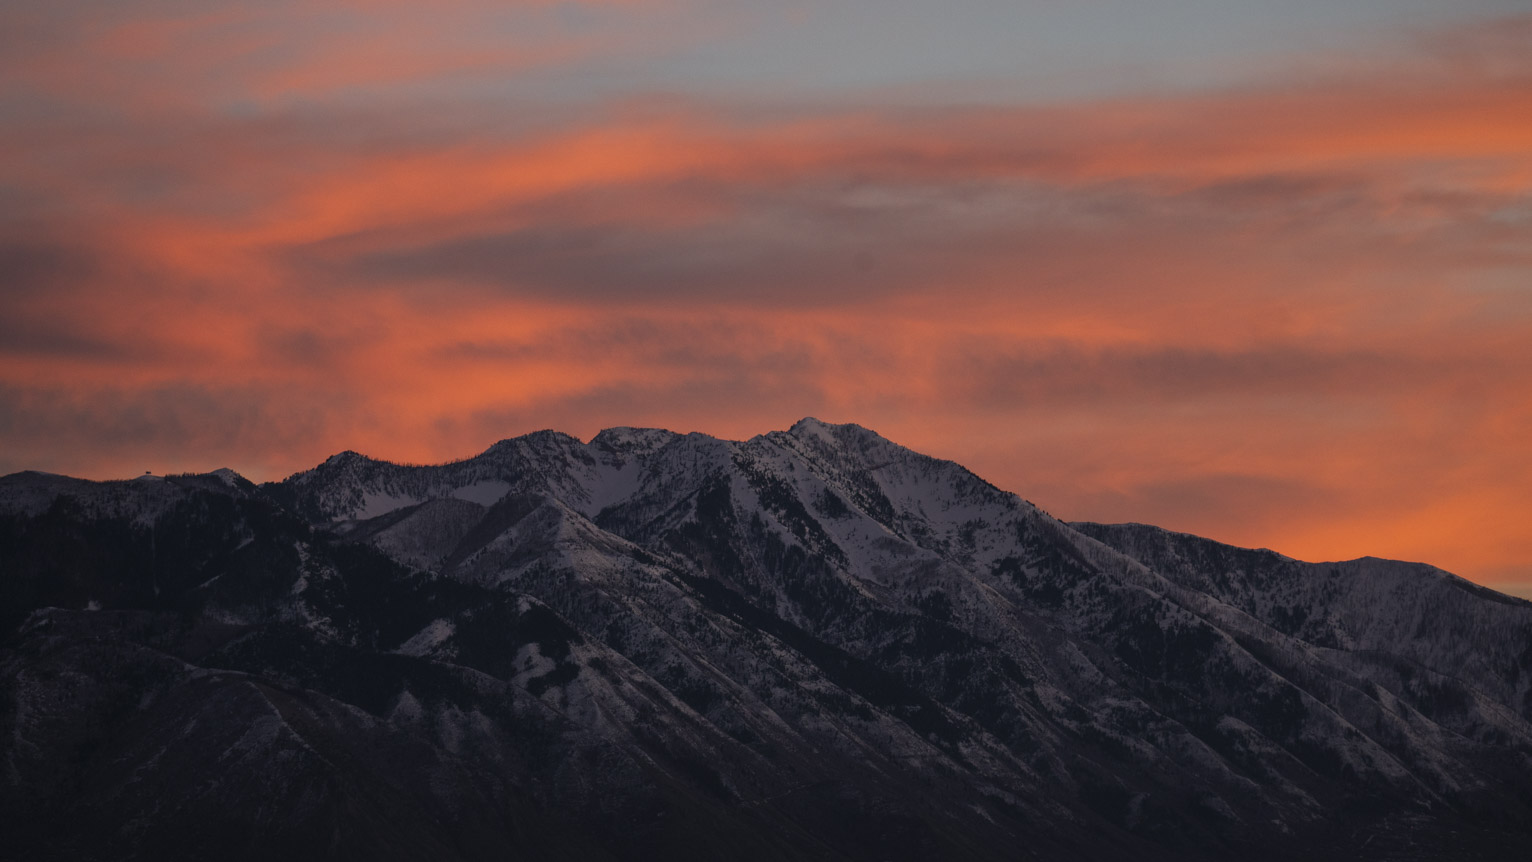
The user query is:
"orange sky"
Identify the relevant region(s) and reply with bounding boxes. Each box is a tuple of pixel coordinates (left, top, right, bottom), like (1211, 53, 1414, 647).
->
(1, 3, 1529, 595)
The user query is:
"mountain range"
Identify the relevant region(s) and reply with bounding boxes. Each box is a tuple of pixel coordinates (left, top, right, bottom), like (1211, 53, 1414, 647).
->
(3, 418, 1531, 860)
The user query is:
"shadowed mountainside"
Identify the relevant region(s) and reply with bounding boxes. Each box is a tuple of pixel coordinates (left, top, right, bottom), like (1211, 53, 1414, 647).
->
(4, 419, 1531, 860)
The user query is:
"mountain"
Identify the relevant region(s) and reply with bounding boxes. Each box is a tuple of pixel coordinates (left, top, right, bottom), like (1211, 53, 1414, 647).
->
(3, 418, 1531, 861)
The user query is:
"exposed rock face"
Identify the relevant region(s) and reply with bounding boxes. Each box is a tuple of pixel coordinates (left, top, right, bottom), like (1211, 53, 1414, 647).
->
(4, 419, 1531, 860)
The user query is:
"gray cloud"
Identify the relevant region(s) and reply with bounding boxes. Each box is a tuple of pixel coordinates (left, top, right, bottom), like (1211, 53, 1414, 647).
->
(1056, 471, 1345, 544)
(0, 238, 99, 297)
(0, 383, 336, 479)
(292, 180, 1001, 307)
(0, 316, 156, 361)
(941, 343, 1453, 409)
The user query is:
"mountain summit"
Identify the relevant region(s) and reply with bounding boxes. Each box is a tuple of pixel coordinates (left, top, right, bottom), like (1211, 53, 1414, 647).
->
(4, 420, 1531, 860)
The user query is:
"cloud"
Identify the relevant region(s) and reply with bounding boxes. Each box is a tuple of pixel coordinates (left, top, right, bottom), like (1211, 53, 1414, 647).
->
(0, 238, 99, 297)
(0, 383, 337, 479)
(0, 0, 670, 108)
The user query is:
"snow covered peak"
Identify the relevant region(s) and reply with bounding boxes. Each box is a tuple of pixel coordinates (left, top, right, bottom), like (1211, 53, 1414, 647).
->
(210, 467, 245, 488)
(495, 429, 581, 447)
(589, 426, 681, 456)
(790, 416, 835, 433)
(787, 416, 854, 442)
(322, 450, 372, 468)
(785, 417, 893, 448)
(10, 419, 1532, 861)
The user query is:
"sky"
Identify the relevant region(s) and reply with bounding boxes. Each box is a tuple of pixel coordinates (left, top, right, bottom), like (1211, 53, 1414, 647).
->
(2, 1, 1530, 596)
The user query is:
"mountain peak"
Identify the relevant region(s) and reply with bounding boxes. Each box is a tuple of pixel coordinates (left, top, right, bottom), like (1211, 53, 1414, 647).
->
(789, 416, 839, 435)
(589, 426, 682, 455)
(6, 420, 1532, 859)
(482, 428, 584, 454)
(785, 416, 887, 445)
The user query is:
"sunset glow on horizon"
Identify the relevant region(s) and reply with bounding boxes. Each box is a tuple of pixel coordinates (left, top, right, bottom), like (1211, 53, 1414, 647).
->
(3, 2, 1530, 594)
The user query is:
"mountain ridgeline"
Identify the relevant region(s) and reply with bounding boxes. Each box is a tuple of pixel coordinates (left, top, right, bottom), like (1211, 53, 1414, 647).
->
(3, 419, 1531, 860)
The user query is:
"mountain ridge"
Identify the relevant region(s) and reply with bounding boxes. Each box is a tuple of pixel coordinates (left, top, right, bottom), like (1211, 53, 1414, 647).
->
(3, 419, 1531, 860)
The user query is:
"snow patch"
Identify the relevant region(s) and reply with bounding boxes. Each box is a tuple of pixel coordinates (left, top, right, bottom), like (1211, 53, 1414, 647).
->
(511, 643, 557, 688)
(355, 489, 421, 520)
(451, 480, 510, 506)
(591, 426, 678, 455)
(389, 689, 425, 723)
(580, 460, 646, 517)
(397, 619, 456, 657)
(790, 416, 838, 445)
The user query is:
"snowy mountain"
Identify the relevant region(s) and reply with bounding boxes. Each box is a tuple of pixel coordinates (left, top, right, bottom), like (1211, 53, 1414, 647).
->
(4, 419, 1531, 860)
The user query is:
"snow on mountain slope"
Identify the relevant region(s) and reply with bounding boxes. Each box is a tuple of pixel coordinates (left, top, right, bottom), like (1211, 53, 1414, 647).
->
(5, 419, 1532, 861)
(1074, 522, 1532, 730)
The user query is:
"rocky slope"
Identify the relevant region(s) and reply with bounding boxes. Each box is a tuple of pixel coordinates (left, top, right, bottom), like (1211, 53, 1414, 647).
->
(3, 419, 1531, 860)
